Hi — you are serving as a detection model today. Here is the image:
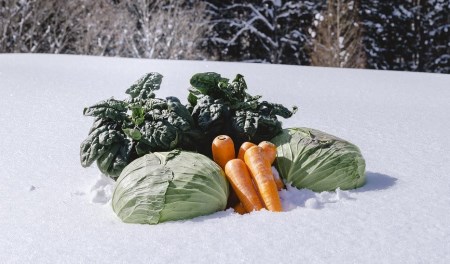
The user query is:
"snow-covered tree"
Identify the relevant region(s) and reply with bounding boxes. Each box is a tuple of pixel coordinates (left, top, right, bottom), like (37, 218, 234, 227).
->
(420, 0, 450, 73)
(360, 0, 449, 73)
(360, 0, 419, 71)
(2, 0, 447, 72)
(310, 0, 366, 68)
(205, 0, 322, 65)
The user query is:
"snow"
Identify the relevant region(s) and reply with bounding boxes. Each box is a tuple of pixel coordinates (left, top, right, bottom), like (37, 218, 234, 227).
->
(339, 36, 344, 48)
(279, 185, 354, 211)
(89, 174, 115, 204)
(1, 54, 450, 263)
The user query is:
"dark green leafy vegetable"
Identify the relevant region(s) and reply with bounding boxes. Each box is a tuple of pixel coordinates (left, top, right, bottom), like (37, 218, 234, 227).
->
(126, 72, 162, 101)
(82, 98, 128, 121)
(188, 72, 297, 155)
(80, 117, 133, 178)
(80, 73, 201, 179)
(81, 71, 298, 177)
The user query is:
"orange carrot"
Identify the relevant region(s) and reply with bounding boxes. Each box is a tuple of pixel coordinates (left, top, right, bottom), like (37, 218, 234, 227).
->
(258, 141, 277, 165)
(244, 146, 283, 212)
(239, 141, 284, 191)
(212, 135, 235, 169)
(259, 141, 284, 190)
(237, 142, 256, 161)
(224, 159, 264, 212)
(233, 203, 247, 215)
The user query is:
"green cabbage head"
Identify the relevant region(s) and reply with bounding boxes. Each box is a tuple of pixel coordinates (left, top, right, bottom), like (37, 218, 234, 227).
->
(271, 127, 366, 192)
(112, 150, 229, 224)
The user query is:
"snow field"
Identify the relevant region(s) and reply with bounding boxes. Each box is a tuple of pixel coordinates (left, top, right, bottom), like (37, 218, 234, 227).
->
(1, 54, 449, 263)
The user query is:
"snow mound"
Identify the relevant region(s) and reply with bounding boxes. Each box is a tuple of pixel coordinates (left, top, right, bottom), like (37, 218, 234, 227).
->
(280, 185, 353, 210)
(89, 174, 115, 204)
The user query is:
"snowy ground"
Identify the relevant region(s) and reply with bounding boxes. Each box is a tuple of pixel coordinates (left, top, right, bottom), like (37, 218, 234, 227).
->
(1, 54, 449, 263)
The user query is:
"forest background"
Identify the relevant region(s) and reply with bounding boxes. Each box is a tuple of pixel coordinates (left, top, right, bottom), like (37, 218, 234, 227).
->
(1, 0, 448, 73)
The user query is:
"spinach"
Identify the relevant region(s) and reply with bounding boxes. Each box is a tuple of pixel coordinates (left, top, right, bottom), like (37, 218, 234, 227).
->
(80, 73, 200, 179)
(81, 71, 297, 178)
(80, 116, 133, 178)
(188, 72, 297, 155)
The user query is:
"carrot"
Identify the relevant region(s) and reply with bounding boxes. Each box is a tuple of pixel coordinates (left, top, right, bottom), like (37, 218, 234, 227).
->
(224, 159, 264, 212)
(244, 146, 283, 212)
(212, 135, 235, 169)
(237, 142, 256, 161)
(259, 141, 284, 190)
(239, 141, 284, 191)
(233, 203, 248, 215)
(258, 141, 277, 165)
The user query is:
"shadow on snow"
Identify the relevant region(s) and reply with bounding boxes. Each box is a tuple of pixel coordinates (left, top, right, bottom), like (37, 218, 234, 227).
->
(353, 171, 398, 193)
(183, 171, 398, 222)
(280, 171, 398, 211)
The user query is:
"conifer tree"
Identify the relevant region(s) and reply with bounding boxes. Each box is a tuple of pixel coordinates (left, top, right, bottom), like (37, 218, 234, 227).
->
(205, 0, 323, 65)
(421, 0, 450, 73)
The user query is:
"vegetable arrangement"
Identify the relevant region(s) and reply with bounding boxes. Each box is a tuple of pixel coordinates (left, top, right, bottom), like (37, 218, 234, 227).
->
(81, 72, 366, 224)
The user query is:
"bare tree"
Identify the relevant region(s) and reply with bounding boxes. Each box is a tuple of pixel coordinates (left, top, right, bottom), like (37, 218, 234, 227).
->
(72, 1, 132, 56)
(0, 0, 210, 60)
(310, 0, 366, 68)
(0, 0, 88, 53)
(125, 0, 210, 60)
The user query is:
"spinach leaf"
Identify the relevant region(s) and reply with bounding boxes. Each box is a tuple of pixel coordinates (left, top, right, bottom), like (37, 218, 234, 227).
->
(82, 98, 128, 121)
(126, 72, 162, 101)
(80, 118, 132, 179)
(189, 72, 228, 97)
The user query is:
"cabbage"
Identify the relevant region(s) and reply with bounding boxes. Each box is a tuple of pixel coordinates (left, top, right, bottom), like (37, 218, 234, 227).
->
(271, 127, 366, 192)
(111, 150, 229, 224)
